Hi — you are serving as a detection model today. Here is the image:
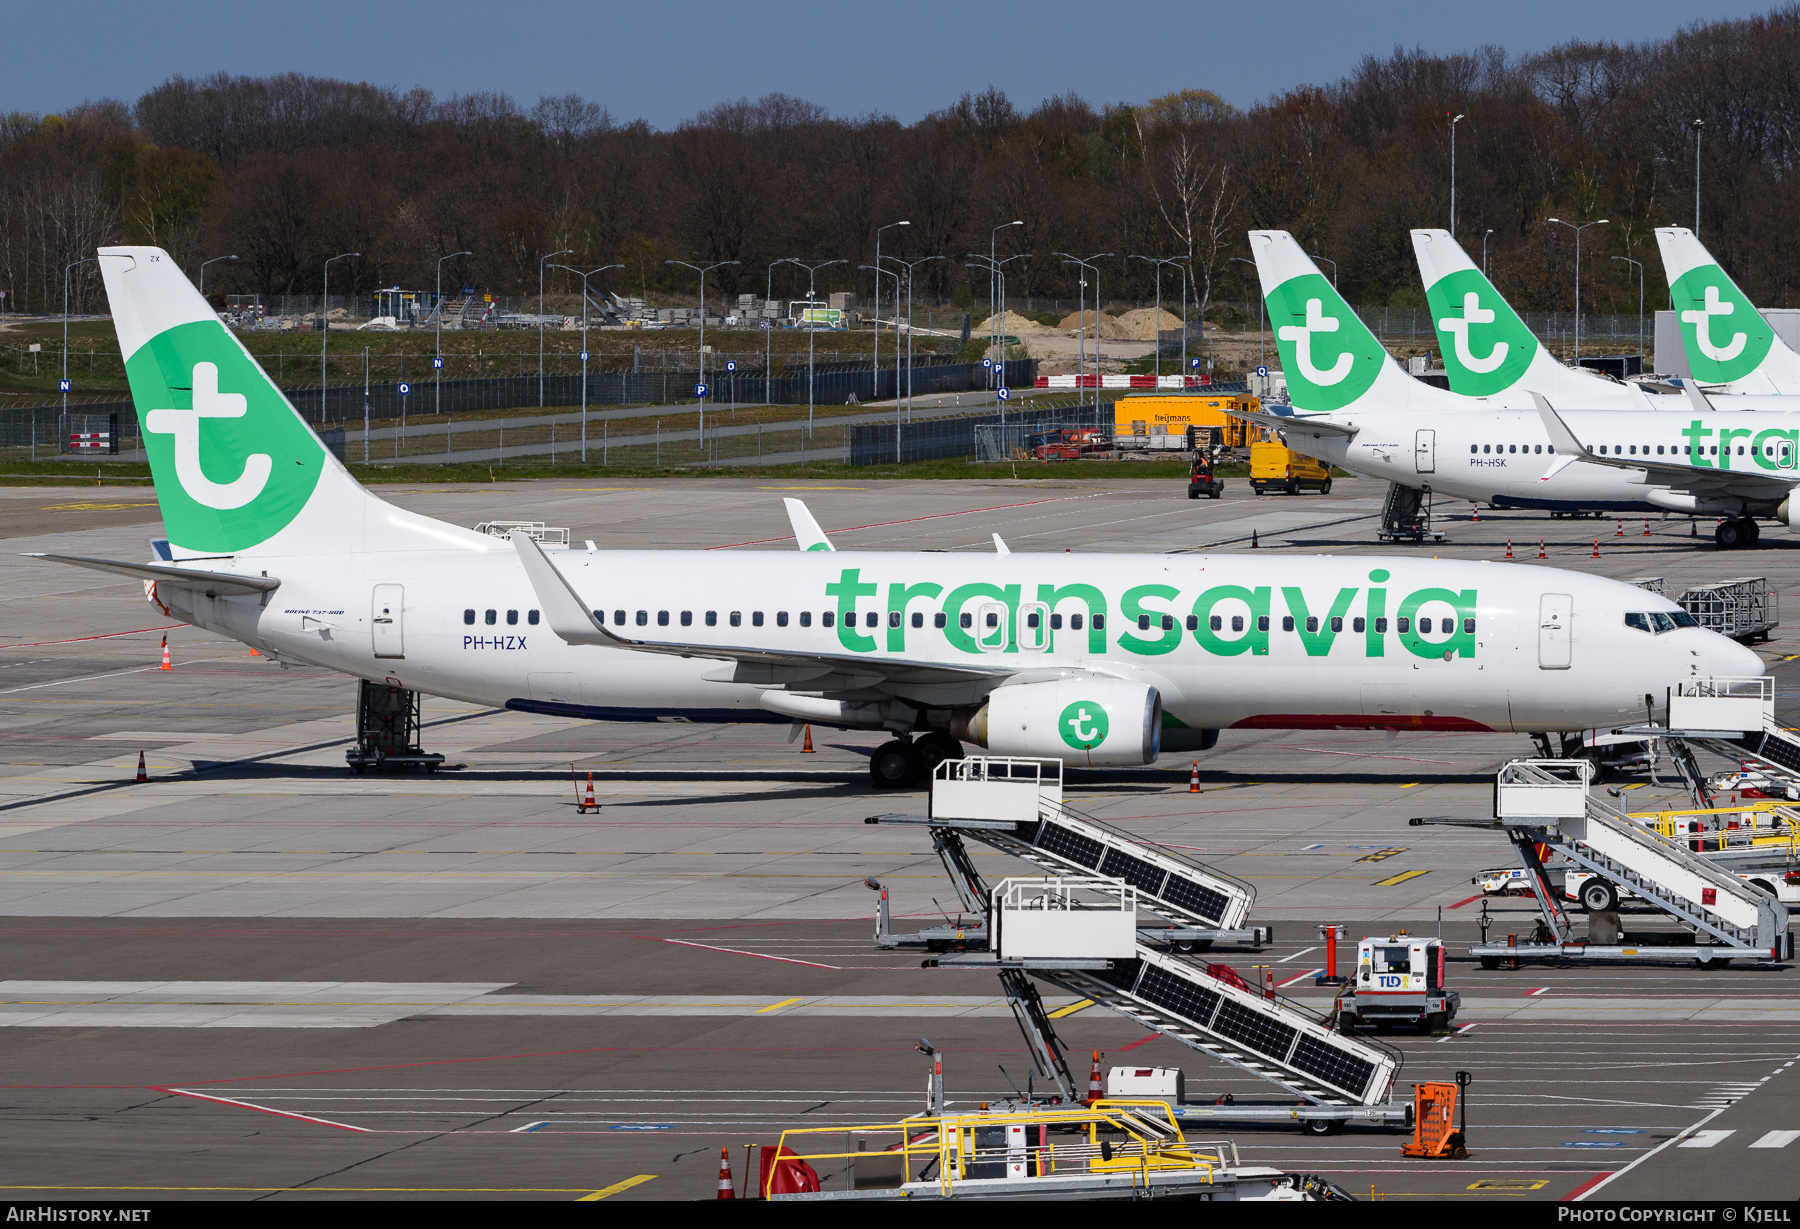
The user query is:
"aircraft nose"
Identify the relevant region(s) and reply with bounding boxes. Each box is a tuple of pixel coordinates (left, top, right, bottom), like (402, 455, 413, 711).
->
(1709, 633, 1765, 680)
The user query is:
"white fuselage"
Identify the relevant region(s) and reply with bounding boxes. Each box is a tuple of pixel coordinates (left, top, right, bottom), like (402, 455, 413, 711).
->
(1283, 407, 1800, 517)
(150, 545, 1759, 739)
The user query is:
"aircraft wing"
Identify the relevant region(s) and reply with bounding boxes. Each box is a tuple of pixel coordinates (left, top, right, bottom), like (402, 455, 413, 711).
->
(1531, 394, 1796, 498)
(511, 531, 1011, 686)
(1222, 407, 1360, 439)
(25, 553, 281, 594)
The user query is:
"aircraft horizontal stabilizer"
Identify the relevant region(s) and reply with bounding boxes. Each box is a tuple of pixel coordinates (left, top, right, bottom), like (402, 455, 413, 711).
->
(25, 553, 280, 594)
(1223, 407, 1360, 439)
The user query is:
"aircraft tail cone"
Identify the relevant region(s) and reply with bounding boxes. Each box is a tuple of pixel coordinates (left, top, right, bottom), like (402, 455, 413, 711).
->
(801, 724, 815, 753)
(159, 635, 171, 671)
(716, 1146, 735, 1199)
(134, 750, 146, 784)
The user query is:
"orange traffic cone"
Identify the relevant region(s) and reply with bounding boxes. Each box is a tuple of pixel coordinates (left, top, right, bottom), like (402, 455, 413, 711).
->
(1471, 503, 1479, 522)
(578, 772, 598, 813)
(1250, 529, 1259, 549)
(801, 724, 815, 753)
(1085, 1050, 1105, 1105)
(716, 1146, 735, 1200)
(1505, 539, 1513, 559)
(1691, 519, 1699, 538)
(135, 750, 146, 783)
(1592, 538, 1600, 558)
(1615, 518, 1624, 537)
(1643, 517, 1651, 537)
(1537, 539, 1546, 559)
(247, 648, 260, 656)
(1189, 760, 1200, 793)
(159, 636, 171, 671)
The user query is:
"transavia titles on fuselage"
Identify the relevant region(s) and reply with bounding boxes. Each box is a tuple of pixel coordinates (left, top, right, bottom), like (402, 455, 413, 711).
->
(25, 244, 1763, 789)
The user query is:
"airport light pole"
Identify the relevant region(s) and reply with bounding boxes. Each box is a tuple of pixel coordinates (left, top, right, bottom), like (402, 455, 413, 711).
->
(1449, 113, 1464, 239)
(966, 253, 1030, 411)
(779, 258, 846, 434)
(552, 263, 622, 463)
(991, 221, 1023, 393)
(322, 252, 360, 424)
(1309, 253, 1337, 289)
(538, 248, 573, 407)
(1483, 229, 1494, 277)
(882, 253, 945, 420)
(874, 221, 909, 390)
(1228, 256, 1266, 376)
(435, 250, 472, 417)
(1546, 217, 1608, 363)
(62, 256, 96, 419)
(665, 259, 740, 445)
(861, 264, 905, 462)
(1693, 117, 1704, 234)
(1613, 255, 1645, 360)
(766, 258, 791, 406)
(198, 254, 237, 299)
(1128, 255, 1182, 381)
(1055, 253, 1111, 414)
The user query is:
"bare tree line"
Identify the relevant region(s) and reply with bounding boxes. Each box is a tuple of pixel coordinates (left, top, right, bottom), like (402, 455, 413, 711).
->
(7, 6, 1800, 319)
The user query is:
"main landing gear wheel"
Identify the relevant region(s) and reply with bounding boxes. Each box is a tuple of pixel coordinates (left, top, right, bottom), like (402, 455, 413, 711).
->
(913, 732, 964, 775)
(1716, 518, 1760, 548)
(869, 739, 923, 790)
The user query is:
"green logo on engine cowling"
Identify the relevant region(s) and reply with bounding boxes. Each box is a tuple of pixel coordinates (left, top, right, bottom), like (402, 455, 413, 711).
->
(1426, 269, 1537, 396)
(1059, 701, 1109, 750)
(1264, 273, 1382, 411)
(1671, 265, 1772, 384)
(127, 320, 325, 553)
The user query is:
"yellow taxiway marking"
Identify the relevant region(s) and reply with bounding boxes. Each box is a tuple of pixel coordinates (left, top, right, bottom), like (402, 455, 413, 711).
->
(1468, 1180, 1549, 1191)
(579, 1175, 658, 1201)
(1373, 869, 1430, 887)
(1047, 998, 1095, 1019)
(43, 502, 158, 511)
(1355, 847, 1406, 863)
(1399, 782, 1420, 789)
(756, 997, 802, 1014)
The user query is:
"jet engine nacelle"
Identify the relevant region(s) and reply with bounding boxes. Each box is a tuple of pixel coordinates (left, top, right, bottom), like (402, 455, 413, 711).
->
(972, 677, 1162, 766)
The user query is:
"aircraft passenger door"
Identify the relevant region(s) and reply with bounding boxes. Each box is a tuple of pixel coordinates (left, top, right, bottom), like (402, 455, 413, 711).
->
(1414, 429, 1436, 474)
(372, 584, 405, 659)
(976, 601, 1010, 652)
(1538, 593, 1572, 670)
(1019, 601, 1051, 653)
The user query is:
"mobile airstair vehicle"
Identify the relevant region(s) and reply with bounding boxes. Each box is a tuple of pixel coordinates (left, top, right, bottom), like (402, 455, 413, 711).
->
(1414, 756, 1791, 967)
(868, 757, 1408, 1133)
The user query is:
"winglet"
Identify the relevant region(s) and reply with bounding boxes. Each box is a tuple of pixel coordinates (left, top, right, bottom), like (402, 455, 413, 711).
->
(992, 533, 1010, 556)
(1531, 394, 1587, 481)
(1680, 377, 1715, 415)
(783, 498, 835, 551)
(510, 531, 620, 647)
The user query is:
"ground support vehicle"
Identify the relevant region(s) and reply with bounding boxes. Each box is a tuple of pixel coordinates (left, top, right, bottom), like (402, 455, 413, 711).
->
(1331, 937, 1460, 1034)
(345, 680, 444, 774)
(871, 758, 1411, 1135)
(1375, 483, 1444, 543)
(1188, 454, 1224, 500)
(1413, 757, 1790, 967)
(1249, 440, 1331, 495)
(756, 1102, 1355, 1201)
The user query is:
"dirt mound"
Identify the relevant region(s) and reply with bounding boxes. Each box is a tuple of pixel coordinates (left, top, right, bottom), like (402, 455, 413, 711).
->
(1114, 307, 1185, 341)
(1057, 310, 1135, 340)
(973, 313, 1057, 336)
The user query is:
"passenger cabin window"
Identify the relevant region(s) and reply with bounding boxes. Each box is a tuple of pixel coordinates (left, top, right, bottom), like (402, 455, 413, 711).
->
(961, 613, 973, 629)
(1092, 614, 1104, 630)
(1257, 616, 1270, 632)
(506, 609, 518, 625)
(910, 612, 923, 628)
(1462, 617, 1476, 634)
(705, 611, 717, 626)
(1329, 616, 1343, 633)
(613, 610, 625, 625)
(888, 611, 900, 628)
(1375, 618, 1388, 633)
(680, 611, 692, 626)
(636, 610, 648, 626)
(463, 609, 475, 625)
(1353, 617, 1365, 633)
(528, 610, 539, 625)
(752, 612, 764, 627)
(1282, 616, 1295, 632)
(800, 612, 812, 627)
(730, 611, 742, 627)
(934, 613, 947, 629)
(485, 609, 497, 625)
(1418, 618, 1433, 633)
(1138, 614, 1151, 630)
(1187, 615, 1199, 631)
(657, 611, 669, 626)
(822, 611, 835, 628)
(1396, 617, 1410, 633)
(777, 612, 789, 627)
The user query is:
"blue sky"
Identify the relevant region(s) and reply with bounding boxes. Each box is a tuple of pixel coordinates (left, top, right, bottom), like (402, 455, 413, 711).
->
(13, 0, 1779, 127)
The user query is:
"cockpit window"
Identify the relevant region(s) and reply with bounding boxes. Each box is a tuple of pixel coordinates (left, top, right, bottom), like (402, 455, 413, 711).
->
(1627, 610, 1693, 634)
(1624, 612, 1651, 632)
(1671, 610, 1698, 628)
(1648, 612, 1676, 633)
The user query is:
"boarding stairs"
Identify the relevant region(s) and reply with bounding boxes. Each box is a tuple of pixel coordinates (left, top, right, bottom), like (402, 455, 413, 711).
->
(868, 756, 1264, 949)
(1665, 678, 1800, 791)
(1376, 482, 1443, 544)
(1418, 758, 1789, 964)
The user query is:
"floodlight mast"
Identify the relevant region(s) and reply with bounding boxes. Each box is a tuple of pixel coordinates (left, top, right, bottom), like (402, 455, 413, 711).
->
(62, 256, 97, 419)
(1546, 217, 1609, 362)
(778, 258, 847, 433)
(435, 251, 472, 417)
(551, 262, 623, 463)
(874, 221, 909, 394)
(322, 252, 360, 423)
(539, 248, 574, 407)
(666, 259, 741, 446)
